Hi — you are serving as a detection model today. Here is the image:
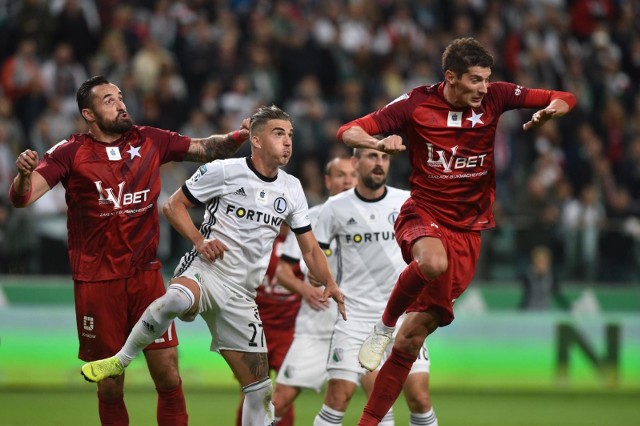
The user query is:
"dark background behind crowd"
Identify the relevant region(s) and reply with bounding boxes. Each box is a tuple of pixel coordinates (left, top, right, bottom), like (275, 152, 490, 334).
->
(0, 0, 638, 286)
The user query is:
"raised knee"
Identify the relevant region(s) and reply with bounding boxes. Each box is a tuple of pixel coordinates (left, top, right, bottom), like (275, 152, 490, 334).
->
(417, 255, 448, 279)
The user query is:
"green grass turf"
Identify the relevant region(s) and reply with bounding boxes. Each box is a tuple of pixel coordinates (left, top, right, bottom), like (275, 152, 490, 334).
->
(0, 387, 638, 425)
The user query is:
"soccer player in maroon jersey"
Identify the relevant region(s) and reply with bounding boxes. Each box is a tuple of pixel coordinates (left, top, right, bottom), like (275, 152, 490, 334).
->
(8, 75, 249, 426)
(335, 38, 577, 425)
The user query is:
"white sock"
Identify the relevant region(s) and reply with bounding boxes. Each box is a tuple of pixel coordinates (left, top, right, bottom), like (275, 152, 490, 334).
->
(376, 319, 395, 333)
(379, 408, 394, 425)
(242, 377, 275, 425)
(410, 409, 438, 426)
(116, 284, 194, 366)
(313, 404, 345, 425)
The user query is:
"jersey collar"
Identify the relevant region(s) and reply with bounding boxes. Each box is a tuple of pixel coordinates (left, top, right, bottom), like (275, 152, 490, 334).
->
(246, 157, 278, 182)
(354, 186, 388, 203)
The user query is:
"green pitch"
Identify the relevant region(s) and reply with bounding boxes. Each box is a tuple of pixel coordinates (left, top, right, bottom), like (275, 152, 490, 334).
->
(0, 387, 638, 425)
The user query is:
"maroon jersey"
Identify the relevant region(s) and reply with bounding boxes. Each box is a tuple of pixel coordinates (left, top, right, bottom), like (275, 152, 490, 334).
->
(256, 234, 303, 329)
(36, 126, 190, 281)
(362, 81, 560, 231)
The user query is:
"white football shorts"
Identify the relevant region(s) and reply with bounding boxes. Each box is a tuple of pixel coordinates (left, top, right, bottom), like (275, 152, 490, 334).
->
(175, 256, 266, 353)
(275, 335, 331, 392)
(327, 316, 430, 384)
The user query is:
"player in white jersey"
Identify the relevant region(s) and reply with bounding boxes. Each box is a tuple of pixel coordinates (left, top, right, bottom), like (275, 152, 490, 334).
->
(81, 106, 346, 426)
(272, 157, 357, 422)
(313, 148, 438, 426)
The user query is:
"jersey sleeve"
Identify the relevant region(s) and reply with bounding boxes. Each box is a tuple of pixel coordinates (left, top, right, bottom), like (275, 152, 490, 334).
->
(278, 229, 302, 262)
(312, 200, 336, 248)
(370, 89, 425, 135)
(145, 126, 191, 164)
(182, 161, 225, 205)
(287, 178, 311, 233)
(35, 138, 77, 188)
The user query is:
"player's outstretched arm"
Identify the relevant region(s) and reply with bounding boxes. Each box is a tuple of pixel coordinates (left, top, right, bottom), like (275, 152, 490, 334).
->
(9, 150, 51, 207)
(162, 188, 228, 262)
(340, 126, 406, 155)
(276, 259, 329, 311)
(295, 231, 346, 320)
(184, 118, 250, 162)
(522, 91, 576, 131)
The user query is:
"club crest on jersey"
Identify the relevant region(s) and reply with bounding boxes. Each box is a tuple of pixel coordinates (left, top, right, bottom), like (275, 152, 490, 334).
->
(388, 211, 399, 224)
(447, 111, 463, 127)
(106, 146, 121, 160)
(274, 197, 287, 214)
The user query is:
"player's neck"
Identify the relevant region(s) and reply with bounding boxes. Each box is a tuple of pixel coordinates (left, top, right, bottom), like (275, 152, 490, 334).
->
(355, 184, 385, 201)
(89, 128, 123, 144)
(443, 83, 466, 108)
(249, 155, 279, 179)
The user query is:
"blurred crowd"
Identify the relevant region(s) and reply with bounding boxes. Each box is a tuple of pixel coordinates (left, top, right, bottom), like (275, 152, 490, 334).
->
(0, 0, 638, 284)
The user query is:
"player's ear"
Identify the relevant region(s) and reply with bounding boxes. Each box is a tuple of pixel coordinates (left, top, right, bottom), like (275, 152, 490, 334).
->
(250, 134, 261, 150)
(444, 70, 456, 84)
(81, 108, 95, 123)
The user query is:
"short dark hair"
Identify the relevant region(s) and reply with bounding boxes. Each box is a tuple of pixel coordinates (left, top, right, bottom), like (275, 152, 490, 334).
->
(76, 76, 110, 113)
(442, 38, 494, 77)
(250, 105, 291, 135)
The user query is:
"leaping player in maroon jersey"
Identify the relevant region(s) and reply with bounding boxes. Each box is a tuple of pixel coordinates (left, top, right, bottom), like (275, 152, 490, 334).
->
(9, 76, 250, 426)
(335, 38, 576, 426)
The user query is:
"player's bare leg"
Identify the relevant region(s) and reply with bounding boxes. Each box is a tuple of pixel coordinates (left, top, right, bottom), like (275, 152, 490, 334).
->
(223, 350, 275, 426)
(272, 383, 301, 422)
(145, 347, 188, 426)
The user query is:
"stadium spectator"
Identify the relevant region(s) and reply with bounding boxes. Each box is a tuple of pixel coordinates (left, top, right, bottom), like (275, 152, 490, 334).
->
(8, 75, 251, 426)
(334, 37, 576, 424)
(313, 148, 437, 426)
(79, 105, 346, 425)
(2, 0, 639, 282)
(519, 245, 570, 311)
(273, 155, 356, 424)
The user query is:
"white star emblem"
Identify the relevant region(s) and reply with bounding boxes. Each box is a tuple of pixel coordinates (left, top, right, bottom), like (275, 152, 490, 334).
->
(466, 110, 484, 128)
(126, 145, 141, 159)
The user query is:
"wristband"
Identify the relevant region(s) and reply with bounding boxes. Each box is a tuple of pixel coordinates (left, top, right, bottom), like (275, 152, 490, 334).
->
(230, 130, 244, 144)
(9, 182, 32, 206)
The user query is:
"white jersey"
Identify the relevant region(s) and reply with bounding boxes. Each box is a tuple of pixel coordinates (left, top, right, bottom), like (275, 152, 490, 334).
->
(174, 157, 310, 299)
(314, 186, 409, 322)
(279, 204, 338, 338)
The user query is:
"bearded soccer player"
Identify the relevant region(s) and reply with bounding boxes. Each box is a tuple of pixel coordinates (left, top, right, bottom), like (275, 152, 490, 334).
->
(9, 75, 249, 426)
(335, 38, 576, 425)
(79, 105, 346, 425)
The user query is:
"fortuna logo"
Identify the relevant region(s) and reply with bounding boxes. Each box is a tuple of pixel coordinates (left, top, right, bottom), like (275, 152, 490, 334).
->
(225, 204, 284, 227)
(233, 187, 247, 196)
(342, 231, 395, 244)
(426, 143, 487, 173)
(94, 180, 151, 209)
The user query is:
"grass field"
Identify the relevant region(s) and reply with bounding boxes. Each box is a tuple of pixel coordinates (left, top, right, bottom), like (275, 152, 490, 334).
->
(1, 386, 638, 425)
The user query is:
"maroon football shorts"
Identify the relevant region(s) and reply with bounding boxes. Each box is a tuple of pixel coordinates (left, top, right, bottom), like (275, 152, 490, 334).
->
(394, 198, 481, 326)
(263, 324, 295, 372)
(74, 269, 178, 361)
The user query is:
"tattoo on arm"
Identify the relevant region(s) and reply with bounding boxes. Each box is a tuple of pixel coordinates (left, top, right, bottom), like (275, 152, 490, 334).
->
(183, 134, 242, 162)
